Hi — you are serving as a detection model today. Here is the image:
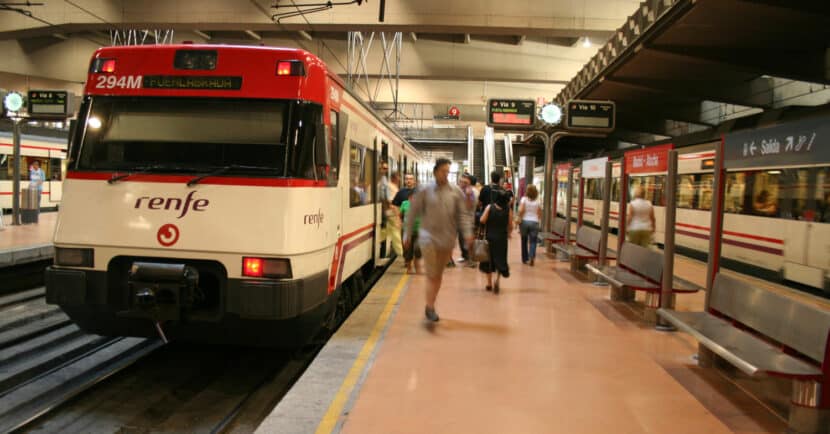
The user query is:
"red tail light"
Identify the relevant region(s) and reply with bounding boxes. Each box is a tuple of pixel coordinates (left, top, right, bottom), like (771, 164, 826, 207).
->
(276, 60, 305, 76)
(243, 257, 264, 277)
(91, 58, 116, 73)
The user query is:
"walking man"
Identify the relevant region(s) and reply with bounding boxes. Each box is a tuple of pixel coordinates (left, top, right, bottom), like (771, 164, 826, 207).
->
(404, 158, 474, 322)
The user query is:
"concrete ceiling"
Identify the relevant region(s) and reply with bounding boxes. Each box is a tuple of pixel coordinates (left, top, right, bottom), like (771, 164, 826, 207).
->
(0, 0, 642, 134)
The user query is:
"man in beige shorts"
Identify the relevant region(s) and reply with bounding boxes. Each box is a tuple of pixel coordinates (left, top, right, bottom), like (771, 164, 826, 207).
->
(403, 158, 473, 322)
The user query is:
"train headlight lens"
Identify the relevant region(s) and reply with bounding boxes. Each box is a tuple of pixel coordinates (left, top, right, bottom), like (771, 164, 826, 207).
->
(242, 257, 292, 278)
(55, 247, 94, 267)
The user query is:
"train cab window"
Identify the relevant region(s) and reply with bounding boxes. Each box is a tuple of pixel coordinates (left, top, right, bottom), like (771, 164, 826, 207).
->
(751, 171, 779, 216)
(327, 109, 341, 185)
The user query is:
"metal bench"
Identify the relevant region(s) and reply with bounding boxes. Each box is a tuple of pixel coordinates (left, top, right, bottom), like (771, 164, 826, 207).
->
(658, 273, 830, 434)
(552, 226, 616, 273)
(586, 242, 702, 321)
(539, 217, 567, 245)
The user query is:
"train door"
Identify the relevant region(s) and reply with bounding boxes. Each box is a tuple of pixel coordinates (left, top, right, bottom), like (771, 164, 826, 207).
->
(374, 139, 390, 265)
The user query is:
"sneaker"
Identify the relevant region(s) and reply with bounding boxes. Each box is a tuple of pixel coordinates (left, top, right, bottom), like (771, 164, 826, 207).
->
(456, 257, 467, 263)
(425, 306, 440, 322)
(530, 258, 535, 266)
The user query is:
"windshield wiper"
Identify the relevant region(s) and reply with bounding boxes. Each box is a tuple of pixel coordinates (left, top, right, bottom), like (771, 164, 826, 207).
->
(107, 164, 172, 184)
(186, 165, 275, 187)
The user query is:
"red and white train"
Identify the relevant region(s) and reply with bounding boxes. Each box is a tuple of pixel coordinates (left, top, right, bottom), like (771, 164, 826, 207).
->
(0, 132, 67, 211)
(539, 140, 830, 293)
(45, 44, 422, 346)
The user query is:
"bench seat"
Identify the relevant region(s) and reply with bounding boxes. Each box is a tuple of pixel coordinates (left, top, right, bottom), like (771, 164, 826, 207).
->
(658, 309, 823, 378)
(585, 264, 659, 291)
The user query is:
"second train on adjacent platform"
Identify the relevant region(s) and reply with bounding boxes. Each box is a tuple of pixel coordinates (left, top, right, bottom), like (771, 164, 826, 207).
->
(538, 141, 830, 293)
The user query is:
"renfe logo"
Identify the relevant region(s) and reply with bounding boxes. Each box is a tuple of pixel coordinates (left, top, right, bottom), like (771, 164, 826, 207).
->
(135, 191, 209, 219)
(304, 209, 324, 228)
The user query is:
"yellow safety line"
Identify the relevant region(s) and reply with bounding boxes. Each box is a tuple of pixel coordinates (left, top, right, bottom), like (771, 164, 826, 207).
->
(315, 273, 410, 434)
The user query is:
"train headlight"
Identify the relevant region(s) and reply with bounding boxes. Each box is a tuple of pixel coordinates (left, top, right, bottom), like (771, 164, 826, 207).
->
(242, 257, 292, 279)
(55, 247, 94, 267)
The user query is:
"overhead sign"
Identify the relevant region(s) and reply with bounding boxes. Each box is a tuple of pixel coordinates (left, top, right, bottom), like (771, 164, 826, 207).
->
(556, 163, 571, 181)
(566, 100, 615, 131)
(581, 157, 609, 179)
(724, 116, 830, 169)
(28, 90, 68, 116)
(624, 143, 674, 174)
(487, 99, 535, 129)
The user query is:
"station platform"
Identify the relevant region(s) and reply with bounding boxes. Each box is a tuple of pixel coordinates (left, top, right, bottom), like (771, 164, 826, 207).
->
(258, 238, 792, 434)
(0, 211, 56, 268)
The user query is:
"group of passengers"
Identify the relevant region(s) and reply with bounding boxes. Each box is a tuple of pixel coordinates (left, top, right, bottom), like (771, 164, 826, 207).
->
(395, 161, 547, 323)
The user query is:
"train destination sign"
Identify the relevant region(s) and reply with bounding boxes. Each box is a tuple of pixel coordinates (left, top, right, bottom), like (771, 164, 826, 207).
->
(624, 143, 674, 174)
(143, 76, 243, 90)
(566, 100, 615, 131)
(581, 156, 608, 179)
(487, 99, 535, 129)
(28, 90, 68, 115)
(724, 115, 830, 169)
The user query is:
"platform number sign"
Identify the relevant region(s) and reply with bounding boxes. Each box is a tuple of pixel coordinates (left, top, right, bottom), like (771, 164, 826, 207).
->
(28, 90, 68, 116)
(566, 100, 615, 132)
(487, 99, 535, 130)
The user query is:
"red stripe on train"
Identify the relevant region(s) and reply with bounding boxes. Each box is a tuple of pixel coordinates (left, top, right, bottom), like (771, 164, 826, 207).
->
(675, 230, 784, 256)
(66, 171, 329, 187)
(676, 222, 783, 245)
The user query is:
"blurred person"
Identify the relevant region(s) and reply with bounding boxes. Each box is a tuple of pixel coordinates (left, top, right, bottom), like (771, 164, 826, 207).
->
(399, 187, 422, 273)
(626, 186, 655, 247)
(404, 158, 474, 322)
(478, 190, 513, 293)
(518, 184, 542, 265)
(456, 173, 478, 266)
(384, 172, 403, 256)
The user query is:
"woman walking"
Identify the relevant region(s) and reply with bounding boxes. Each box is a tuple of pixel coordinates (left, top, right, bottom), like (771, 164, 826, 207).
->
(518, 184, 542, 266)
(478, 191, 513, 294)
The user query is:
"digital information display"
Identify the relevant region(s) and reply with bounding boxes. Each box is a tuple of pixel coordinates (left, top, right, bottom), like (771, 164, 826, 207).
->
(487, 99, 535, 129)
(143, 76, 243, 90)
(28, 90, 68, 115)
(566, 100, 615, 131)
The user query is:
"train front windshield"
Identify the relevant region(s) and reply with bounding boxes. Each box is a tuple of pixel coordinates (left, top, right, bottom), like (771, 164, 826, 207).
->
(75, 96, 322, 177)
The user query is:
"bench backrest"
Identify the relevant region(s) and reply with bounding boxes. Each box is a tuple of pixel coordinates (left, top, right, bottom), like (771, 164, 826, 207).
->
(575, 226, 601, 252)
(711, 273, 830, 364)
(618, 242, 663, 284)
(552, 218, 567, 236)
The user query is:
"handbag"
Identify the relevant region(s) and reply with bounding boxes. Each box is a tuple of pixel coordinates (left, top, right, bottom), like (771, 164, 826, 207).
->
(472, 233, 490, 262)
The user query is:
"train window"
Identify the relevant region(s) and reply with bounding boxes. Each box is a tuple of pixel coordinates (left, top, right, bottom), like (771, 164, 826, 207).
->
(818, 168, 830, 223)
(349, 142, 375, 207)
(724, 172, 746, 213)
(677, 175, 696, 209)
(652, 175, 666, 206)
(750, 171, 779, 216)
(328, 110, 341, 185)
(698, 174, 714, 211)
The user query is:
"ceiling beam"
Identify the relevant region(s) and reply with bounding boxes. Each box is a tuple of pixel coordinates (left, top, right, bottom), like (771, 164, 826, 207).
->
(193, 29, 211, 40)
(604, 77, 774, 109)
(0, 23, 615, 41)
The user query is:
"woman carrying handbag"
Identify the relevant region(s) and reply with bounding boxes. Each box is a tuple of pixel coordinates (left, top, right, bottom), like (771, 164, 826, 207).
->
(477, 191, 513, 294)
